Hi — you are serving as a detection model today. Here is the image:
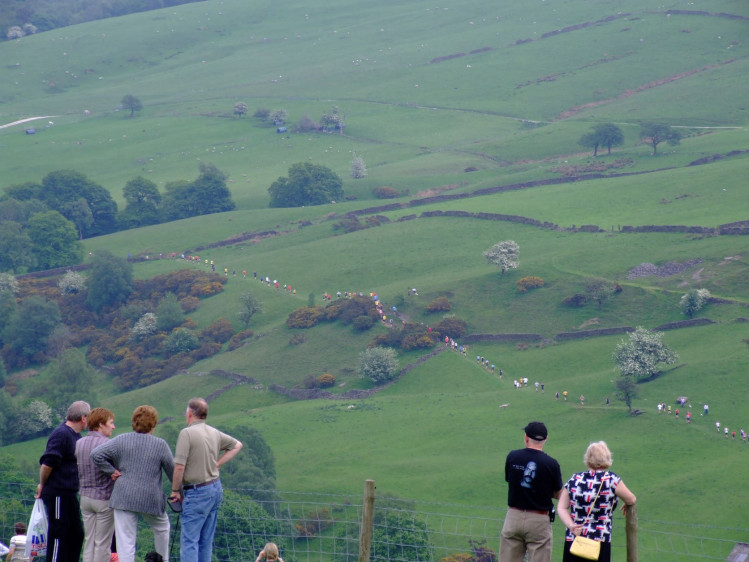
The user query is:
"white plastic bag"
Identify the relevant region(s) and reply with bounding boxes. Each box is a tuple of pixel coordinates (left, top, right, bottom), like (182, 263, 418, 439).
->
(25, 498, 48, 558)
(0, 542, 10, 557)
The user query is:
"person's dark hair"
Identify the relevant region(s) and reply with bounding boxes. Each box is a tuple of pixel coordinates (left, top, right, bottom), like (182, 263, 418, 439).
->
(188, 397, 208, 420)
(67, 401, 91, 422)
(88, 407, 114, 431)
(14, 522, 26, 535)
(132, 405, 159, 433)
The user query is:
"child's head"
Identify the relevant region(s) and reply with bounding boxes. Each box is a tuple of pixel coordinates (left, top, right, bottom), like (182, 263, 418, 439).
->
(263, 542, 280, 561)
(14, 522, 26, 535)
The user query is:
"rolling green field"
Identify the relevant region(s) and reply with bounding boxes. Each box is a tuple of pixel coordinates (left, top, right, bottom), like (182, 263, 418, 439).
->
(1, 0, 748, 559)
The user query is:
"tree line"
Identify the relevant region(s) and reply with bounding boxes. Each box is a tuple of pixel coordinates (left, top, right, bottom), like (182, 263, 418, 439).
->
(0, 163, 235, 274)
(3, 0, 205, 39)
(579, 122, 682, 157)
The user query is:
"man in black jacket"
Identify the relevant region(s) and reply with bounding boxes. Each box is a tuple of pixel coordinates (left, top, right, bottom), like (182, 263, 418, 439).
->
(37, 400, 90, 562)
(499, 421, 563, 562)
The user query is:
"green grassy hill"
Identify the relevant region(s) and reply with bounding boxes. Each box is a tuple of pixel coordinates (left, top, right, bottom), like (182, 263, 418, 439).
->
(1, 0, 748, 558)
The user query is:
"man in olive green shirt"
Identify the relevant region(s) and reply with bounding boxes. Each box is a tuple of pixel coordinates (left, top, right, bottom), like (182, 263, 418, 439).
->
(169, 398, 242, 562)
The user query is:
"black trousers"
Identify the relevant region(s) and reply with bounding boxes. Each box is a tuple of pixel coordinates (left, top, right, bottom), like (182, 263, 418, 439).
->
(42, 494, 84, 562)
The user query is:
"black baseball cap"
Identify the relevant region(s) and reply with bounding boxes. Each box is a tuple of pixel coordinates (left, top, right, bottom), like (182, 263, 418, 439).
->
(524, 421, 548, 441)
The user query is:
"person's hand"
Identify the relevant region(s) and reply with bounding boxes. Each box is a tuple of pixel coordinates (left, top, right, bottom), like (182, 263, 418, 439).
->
(620, 503, 634, 515)
(112, 470, 122, 481)
(169, 491, 182, 503)
(568, 524, 583, 536)
(35, 483, 43, 498)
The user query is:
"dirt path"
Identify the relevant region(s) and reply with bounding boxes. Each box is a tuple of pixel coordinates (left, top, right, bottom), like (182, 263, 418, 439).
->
(0, 116, 57, 130)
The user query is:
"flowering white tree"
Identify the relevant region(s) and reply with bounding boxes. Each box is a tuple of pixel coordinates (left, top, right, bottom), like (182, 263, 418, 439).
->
(269, 109, 287, 125)
(358, 347, 399, 384)
(25, 400, 56, 433)
(483, 240, 519, 274)
(350, 153, 367, 179)
(131, 312, 158, 340)
(58, 270, 86, 294)
(233, 102, 248, 118)
(613, 327, 678, 380)
(0, 273, 19, 295)
(680, 288, 710, 318)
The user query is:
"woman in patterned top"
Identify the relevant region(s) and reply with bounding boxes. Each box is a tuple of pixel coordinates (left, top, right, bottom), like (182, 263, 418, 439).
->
(557, 441, 637, 562)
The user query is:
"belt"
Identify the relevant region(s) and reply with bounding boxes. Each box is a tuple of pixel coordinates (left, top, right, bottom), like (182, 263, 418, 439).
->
(510, 506, 549, 515)
(182, 478, 219, 491)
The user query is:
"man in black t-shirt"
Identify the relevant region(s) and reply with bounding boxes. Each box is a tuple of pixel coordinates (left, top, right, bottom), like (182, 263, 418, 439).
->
(499, 421, 563, 562)
(36, 400, 90, 562)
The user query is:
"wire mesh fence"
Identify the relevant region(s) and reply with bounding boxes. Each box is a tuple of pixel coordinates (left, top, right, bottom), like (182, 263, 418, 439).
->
(0, 481, 745, 561)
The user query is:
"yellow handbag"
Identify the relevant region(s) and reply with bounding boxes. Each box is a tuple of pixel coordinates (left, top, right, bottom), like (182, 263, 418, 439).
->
(569, 472, 607, 560)
(569, 535, 600, 560)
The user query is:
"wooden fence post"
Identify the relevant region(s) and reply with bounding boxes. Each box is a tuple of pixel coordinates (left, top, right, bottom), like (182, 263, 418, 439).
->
(358, 479, 376, 562)
(625, 504, 638, 562)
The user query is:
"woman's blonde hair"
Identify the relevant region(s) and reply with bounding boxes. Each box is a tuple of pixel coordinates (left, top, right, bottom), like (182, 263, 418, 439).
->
(584, 441, 613, 469)
(263, 543, 280, 561)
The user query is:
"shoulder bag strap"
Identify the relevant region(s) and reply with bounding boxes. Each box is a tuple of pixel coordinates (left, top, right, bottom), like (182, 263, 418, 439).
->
(580, 471, 608, 529)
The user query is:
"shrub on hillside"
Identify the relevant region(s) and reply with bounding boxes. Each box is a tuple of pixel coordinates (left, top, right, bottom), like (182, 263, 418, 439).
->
(287, 306, 325, 328)
(516, 276, 544, 293)
(228, 330, 254, 350)
(353, 315, 376, 331)
(402, 334, 436, 350)
(294, 507, 334, 538)
(201, 318, 235, 343)
(180, 296, 200, 312)
(325, 296, 378, 325)
(426, 296, 451, 313)
(288, 333, 306, 346)
(163, 328, 199, 355)
(562, 293, 589, 307)
(191, 341, 222, 360)
(317, 373, 336, 388)
(432, 316, 467, 339)
(373, 186, 400, 199)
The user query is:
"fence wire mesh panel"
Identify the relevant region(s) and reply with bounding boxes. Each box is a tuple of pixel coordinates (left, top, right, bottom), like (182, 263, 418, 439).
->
(0, 483, 746, 561)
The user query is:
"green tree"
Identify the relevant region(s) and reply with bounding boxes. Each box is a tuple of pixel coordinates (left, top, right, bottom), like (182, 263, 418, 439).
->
(639, 123, 681, 156)
(585, 278, 618, 310)
(59, 197, 94, 239)
(121, 94, 143, 117)
(2, 295, 61, 359)
(163, 328, 199, 354)
(86, 250, 133, 312)
(238, 292, 263, 329)
(358, 347, 399, 384)
(614, 376, 639, 415)
(27, 210, 84, 270)
(0, 221, 35, 273)
(217, 425, 279, 504)
(268, 162, 344, 208)
(40, 170, 118, 237)
(155, 292, 184, 332)
(613, 327, 678, 380)
(371, 511, 433, 562)
(579, 123, 624, 156)
(48, 348, 97, 408)
(680, 288, 710, 318)
(160, 165, 235, 221)
(118, 176, 162, 229)
(0, 290, 17, 346)
(482, 240, 519, 275)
